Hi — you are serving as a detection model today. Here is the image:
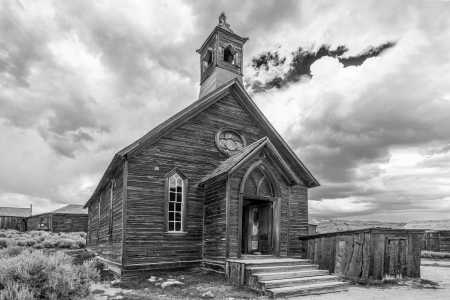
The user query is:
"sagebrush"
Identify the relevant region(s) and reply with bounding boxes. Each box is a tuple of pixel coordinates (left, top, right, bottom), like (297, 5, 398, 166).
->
(0, 249, 99, 300)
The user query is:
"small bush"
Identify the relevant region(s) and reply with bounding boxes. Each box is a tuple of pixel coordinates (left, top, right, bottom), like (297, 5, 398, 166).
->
(0, 250, 99, 299)
(0, 246, 23, 258)
(57, 238, 75, 249)
(0, 282, 34, 300)
(0, 239, 8, 249)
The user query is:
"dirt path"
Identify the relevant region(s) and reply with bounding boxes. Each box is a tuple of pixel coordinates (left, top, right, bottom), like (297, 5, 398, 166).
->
(301, 265, 450, 300)
(90, 264, 450, 299)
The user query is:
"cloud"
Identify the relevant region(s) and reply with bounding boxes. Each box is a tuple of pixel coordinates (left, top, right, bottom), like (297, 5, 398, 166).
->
(0, 0, 450, 223)
(248, 42, 395, 92)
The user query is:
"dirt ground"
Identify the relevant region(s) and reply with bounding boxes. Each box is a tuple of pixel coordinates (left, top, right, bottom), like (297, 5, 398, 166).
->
(304, 259, 450, 300)
(91, 260, 450, 300)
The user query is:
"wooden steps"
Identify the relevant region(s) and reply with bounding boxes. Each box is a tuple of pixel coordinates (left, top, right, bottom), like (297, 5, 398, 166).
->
(269, 281, 348, 298)
(238, 257, 348, 298)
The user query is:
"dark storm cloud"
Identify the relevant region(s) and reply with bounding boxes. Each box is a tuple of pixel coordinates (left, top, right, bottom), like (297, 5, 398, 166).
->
(249, 42, 396, 92)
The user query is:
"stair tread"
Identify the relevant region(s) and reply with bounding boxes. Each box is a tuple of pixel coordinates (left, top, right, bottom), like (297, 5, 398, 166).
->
(228, 258, 310, 264)
(255, 269, 328, 276)
(268, 281, 348, 294)
(260, 274, 338, 284)
(248, 264, 319, 270)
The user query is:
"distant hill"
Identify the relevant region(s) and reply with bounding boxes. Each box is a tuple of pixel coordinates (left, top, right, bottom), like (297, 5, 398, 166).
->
(313, 219, 450, 233)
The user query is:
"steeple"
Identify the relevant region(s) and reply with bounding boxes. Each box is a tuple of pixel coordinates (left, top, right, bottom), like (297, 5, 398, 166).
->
(197, 13, 248, 98)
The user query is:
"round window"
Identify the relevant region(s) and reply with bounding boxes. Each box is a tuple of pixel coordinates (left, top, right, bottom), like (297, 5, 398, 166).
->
(215, 129, 246, 156)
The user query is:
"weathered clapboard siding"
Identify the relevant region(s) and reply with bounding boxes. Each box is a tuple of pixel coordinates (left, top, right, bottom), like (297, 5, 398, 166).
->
(27, 214, 51, 231)
(423, 230, 450, 252)
(51, 214, 88, 232)
(87, 167, 123, 263)
(288, 185, 308, 257)
(28, 213, 87, 233)
(0, 216, 27, 231)
(203, 179, 227, 260)
(124, 93, 267, 266)
(299, 228, 423, 282)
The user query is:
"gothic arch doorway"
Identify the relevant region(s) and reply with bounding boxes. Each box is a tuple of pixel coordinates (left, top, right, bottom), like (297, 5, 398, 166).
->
(239, 161, 280, 256)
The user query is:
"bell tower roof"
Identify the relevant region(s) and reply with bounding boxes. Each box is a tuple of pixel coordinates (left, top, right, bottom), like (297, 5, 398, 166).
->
(197, 13, 248, 98)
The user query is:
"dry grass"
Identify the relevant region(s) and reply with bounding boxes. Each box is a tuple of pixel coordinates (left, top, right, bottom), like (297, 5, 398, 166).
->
(0, 230, 86, 250)
(0, 246, 99, 299)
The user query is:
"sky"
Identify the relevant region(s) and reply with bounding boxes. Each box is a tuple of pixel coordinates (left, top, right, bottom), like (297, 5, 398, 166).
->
(1, 0, 450, 220)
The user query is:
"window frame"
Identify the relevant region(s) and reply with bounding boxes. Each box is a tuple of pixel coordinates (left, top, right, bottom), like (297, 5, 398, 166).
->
(165, 169, 187, 234)
(108, 180, 115, 240)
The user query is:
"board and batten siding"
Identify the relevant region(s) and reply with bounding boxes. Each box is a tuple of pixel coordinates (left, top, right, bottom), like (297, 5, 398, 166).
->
(124, 92, 268, 267)
(87, 167, 123, 264)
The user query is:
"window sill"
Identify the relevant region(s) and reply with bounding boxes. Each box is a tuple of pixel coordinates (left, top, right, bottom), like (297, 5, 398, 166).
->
(165, 231, 188, 235)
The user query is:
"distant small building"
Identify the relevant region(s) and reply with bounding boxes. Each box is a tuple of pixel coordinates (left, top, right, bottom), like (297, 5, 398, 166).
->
(0, 206, 31, 231)
(27, 204, 88, 233)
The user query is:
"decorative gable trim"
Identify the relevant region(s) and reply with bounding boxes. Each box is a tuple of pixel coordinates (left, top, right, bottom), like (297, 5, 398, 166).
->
(200, 136, 300, 186)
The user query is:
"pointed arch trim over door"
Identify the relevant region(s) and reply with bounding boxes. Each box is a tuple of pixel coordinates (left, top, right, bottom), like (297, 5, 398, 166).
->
(237, 160, 281, 257)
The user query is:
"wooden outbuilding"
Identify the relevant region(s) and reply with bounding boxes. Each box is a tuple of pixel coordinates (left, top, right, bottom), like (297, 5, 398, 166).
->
(27, 204, 88, 233)
(299, 228, 424, 282)
(0, 206, 31, 231)
(84, 14, 319, 279)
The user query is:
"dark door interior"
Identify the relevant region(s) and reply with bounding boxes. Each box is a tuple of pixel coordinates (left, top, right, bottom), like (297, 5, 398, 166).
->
(242, 199, 273, 254)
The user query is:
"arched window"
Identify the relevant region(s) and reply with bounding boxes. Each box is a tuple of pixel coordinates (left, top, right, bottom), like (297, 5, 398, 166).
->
(224, 45, 235, 64)
(167, 173, 184, 232)
(243, 166, 275, 199)
(203, 49, 213, 70)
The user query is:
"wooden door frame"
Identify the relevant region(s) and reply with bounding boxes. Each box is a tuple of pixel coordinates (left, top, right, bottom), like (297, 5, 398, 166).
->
(237, 160, 281, 258)
(242, 198, 275, 255)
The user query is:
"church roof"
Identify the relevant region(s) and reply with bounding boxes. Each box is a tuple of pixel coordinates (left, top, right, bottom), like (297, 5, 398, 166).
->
(0, 206, 31, 217)
(84, 79, 319, 208)
(200, 136, 300, 184)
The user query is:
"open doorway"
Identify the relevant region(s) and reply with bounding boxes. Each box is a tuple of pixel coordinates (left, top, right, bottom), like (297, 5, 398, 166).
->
(242, 199, 273, 254)
(239, 162, 279, 256)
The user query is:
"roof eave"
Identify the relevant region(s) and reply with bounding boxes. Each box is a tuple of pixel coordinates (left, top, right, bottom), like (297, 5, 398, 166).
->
(83, 154, 124, 209)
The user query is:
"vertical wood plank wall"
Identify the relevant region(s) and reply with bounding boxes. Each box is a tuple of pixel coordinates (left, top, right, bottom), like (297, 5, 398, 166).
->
(0, 216, 27, 231)
(423, 230, 450, 252)
(299, 228, 424, 282)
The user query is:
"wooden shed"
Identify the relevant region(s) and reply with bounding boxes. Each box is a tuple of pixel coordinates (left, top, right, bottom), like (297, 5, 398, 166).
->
(27, 204, 88, 233)
(0, 206, 31, 231)
(299, 228, 424, 282)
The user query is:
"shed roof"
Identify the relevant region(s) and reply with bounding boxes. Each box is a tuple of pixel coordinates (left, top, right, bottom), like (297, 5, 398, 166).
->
(0, 207, 31, 217)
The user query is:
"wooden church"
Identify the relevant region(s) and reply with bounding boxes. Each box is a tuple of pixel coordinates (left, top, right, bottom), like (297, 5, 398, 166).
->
(83, 15, 350, 296)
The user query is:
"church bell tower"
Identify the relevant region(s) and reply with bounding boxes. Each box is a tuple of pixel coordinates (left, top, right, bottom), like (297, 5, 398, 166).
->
(197, 13, 248, 98)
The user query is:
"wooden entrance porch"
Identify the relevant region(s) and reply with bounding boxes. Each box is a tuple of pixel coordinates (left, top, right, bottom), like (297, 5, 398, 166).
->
(224, 256, 348, 297)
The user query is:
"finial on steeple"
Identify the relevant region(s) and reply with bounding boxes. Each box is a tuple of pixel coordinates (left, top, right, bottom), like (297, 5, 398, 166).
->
(218, 12, 233, 32)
